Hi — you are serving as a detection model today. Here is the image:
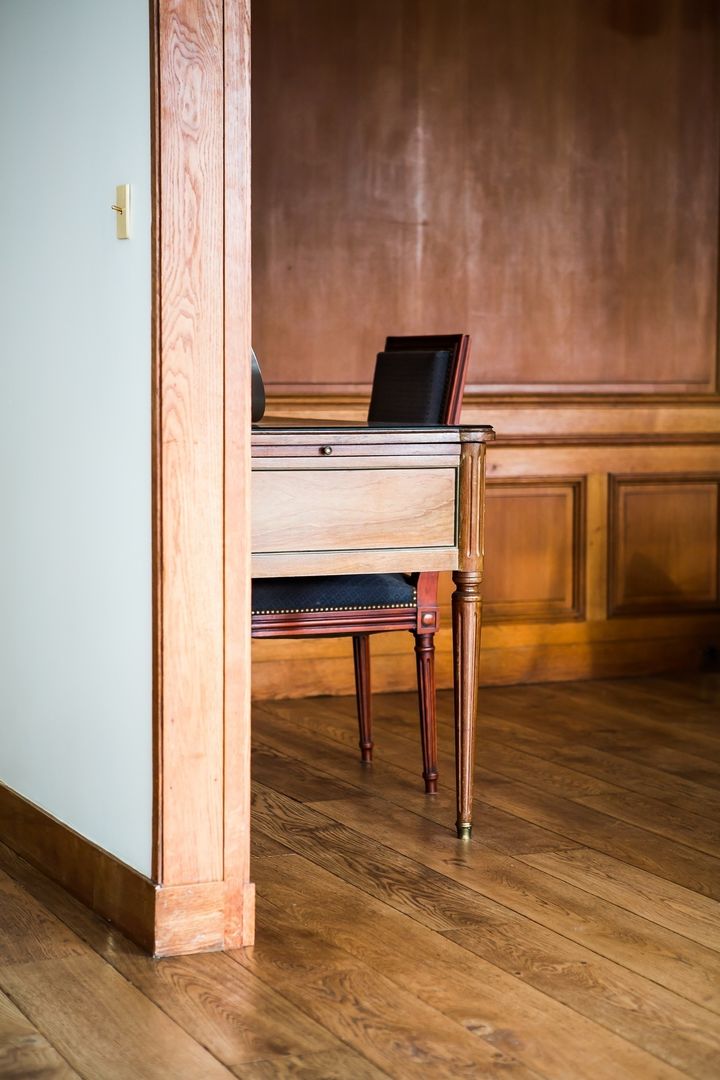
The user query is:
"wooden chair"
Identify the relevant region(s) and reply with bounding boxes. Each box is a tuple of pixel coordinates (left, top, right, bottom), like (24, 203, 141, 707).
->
(252, 334, 471, 793)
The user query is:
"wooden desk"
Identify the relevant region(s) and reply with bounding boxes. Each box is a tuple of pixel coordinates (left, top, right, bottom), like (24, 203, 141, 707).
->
(251, 419, 495, 837)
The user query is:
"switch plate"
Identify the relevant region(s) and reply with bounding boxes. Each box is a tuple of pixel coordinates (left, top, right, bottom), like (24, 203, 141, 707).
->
(114, 184, 131, 239)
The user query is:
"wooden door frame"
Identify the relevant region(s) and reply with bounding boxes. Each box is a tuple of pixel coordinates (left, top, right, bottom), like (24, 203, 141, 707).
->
(0, 0, 253, 956)
(151, 0, 253, 953)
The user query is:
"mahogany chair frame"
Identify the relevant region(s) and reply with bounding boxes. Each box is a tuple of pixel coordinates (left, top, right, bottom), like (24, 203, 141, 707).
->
(251, 334, 471, 794)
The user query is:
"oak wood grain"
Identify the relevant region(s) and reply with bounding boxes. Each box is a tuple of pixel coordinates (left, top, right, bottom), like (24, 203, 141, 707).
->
(230, 1049, 388, 1079)
(250, 852, 686, 1080)
(467, 775, 720, 899)
(1, 676, 718, 1078)
(252, 707, 579, 854)
(548, 743, 720, 817)
(444, 919, 720, 1080)
(520, 847, 720, 952)
(555, 679, 720, 741)
(253, 546, 459, 579)
(232, 901, 542, 1079)
(0, 955, 234, 1080)
(483, 480, 585, 621)
(251, 789, 720, 1075)
(574, 790, 720, 858)
(0, 988, 79, 1079)
(0, 847, 339, 1075)
(308, 795, 720, 1015)
(0, 874, 84, 968)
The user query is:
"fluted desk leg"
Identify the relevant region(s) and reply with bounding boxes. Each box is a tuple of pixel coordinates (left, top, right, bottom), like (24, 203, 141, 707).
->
(453, 433, 487, 840)
(452, 571, 483, 838)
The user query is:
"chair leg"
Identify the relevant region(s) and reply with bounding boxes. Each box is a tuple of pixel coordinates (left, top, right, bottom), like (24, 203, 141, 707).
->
(414, 631, 438, 794)
(353, 634, 373, 763)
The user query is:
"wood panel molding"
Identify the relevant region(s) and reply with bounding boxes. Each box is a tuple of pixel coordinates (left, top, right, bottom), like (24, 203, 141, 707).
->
(483, 478, 585, 623)
(608, 474, 720, 617)
(264, 392, 720, 441)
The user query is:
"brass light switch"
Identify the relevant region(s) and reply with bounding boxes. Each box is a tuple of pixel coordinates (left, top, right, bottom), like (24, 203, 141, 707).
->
(111, 184, 131, 239)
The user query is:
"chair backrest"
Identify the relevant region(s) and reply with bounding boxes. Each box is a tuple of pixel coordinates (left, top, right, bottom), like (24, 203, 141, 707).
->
(367, 334, 470, 426)
(251, 348, 266, 423)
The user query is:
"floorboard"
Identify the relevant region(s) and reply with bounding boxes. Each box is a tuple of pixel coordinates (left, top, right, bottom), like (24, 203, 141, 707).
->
(0, 675, 718, 1078)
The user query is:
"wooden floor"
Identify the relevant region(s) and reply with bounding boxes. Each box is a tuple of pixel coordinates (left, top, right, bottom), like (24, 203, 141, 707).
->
(1, 675, 720, 1078)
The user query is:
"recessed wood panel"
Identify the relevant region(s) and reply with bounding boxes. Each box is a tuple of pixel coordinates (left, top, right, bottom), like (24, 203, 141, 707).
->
(252, 0, 719, 393)
(252, 467, 456, 553)
(156, 0, 225, 887)
(609, 476, 720, 614)
(482, 480, 585, 622)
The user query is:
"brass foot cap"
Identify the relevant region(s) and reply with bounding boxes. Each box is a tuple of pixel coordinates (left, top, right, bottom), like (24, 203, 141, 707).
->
(456, 822, 472, 840)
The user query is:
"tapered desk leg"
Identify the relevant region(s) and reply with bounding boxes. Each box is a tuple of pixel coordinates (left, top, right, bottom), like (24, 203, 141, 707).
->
(452, 571, 483, 839)
(452, 432, 489, 840)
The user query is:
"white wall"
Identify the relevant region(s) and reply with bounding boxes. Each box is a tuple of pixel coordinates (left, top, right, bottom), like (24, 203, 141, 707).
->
(0, 0, 152, 874)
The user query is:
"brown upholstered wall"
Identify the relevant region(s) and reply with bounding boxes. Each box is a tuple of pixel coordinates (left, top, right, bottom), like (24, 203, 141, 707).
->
(251, 0, 720, 696)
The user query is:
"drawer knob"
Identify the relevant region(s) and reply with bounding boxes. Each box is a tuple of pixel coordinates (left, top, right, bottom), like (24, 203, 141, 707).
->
(319, 445, 333, 456)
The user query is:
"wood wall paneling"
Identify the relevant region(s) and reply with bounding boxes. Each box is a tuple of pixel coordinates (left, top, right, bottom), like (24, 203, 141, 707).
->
(609, 476, 720, 616)
(252, 0, 719, 393)
(252, 440, 720, 698)
(482, 480, 585, 622)
(250, 1, 720, 694)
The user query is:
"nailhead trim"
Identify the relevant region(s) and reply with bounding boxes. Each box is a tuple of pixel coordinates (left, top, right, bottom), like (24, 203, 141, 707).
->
(253, 589, 417, 616)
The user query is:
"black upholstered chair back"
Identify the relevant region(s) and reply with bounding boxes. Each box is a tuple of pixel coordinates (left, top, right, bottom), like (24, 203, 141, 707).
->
(368, 350, 451, 425)
(368, 334, 470, 426)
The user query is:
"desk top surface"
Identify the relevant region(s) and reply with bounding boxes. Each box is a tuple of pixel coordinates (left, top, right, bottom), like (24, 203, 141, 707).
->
(253, 416, 495, 439)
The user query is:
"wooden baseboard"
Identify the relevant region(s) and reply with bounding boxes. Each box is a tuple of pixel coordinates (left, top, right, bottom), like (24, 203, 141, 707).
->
(0, 781, 156, 950)
(251, 614, 720, 699)
(0, 782, 253, 956)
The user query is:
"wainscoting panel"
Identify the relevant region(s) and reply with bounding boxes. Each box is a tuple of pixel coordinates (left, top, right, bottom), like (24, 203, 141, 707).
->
(482, 479, 585, 622)
(609, 476, 720, 616)
(252, 398, 720, 698)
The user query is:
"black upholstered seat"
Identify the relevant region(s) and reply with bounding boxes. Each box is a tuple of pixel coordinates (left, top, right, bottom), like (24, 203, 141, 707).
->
(253, 573, 416, 615)
(251, 334, 471, 794)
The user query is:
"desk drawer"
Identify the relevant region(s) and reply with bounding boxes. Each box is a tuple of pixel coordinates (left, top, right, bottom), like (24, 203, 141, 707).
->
(252, 466, 457, 555)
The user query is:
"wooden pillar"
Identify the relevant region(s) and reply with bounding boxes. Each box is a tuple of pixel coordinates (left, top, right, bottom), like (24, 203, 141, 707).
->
(152, 0, 253, 954)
